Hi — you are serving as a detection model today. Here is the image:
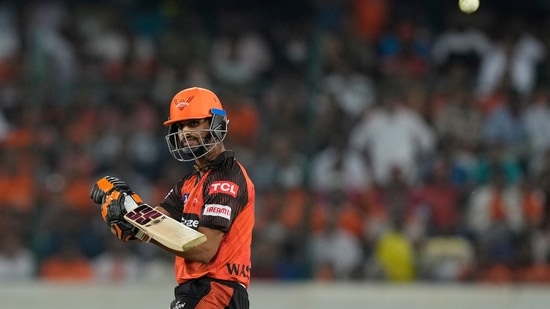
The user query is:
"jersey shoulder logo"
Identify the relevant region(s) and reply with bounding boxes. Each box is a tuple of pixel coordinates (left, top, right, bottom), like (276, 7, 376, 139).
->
(209, 181, 239, 198)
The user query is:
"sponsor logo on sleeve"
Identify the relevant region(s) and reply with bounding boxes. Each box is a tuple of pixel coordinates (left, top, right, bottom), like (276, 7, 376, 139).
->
(203, 204, 232, 220)
(181, 213, 200, 228)
(209, 181, 239, 197)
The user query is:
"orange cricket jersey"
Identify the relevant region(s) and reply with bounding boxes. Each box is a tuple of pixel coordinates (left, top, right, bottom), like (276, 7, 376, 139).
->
(160, 151, 255, 288)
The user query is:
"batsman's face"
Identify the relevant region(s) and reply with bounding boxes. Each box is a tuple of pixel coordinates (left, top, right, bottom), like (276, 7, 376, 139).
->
(176, 118, 210, 147)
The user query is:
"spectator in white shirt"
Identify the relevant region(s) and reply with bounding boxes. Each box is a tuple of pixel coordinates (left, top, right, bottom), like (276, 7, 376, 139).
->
(310, 138, 372, 198)
(349, 84, 436, 185)
(476, 23, 545, 98)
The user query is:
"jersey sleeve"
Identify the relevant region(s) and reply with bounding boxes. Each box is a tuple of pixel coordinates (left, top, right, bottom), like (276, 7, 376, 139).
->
(200, 164, 250, 232)
(159, 178, 185, 220)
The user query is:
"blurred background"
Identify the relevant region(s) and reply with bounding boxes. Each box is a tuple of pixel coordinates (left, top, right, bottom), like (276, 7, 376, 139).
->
(2, 0, 550, 307)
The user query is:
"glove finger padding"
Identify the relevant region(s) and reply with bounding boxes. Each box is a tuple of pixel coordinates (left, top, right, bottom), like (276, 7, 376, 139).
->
(90, 176, 134, 204)
(105, 176, 133, 192)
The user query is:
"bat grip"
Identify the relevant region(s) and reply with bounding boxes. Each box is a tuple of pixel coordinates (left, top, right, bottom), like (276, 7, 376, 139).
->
(123, 193, 140, 212)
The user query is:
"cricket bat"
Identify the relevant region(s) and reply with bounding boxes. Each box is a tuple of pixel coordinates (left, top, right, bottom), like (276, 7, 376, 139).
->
(122, 193, 207, 252)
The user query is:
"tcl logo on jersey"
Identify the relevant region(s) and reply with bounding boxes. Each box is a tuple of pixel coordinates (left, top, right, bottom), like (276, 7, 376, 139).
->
(209, 181, 239, 197)
(203, 204, 232, 220)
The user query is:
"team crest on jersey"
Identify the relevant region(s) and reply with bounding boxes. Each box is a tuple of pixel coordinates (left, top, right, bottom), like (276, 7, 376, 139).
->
(209, 181, 239, 197)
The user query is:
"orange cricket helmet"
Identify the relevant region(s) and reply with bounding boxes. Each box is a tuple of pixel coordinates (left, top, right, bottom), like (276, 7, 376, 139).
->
(163, 87, 229, 162)
(164, 87, 224, 126)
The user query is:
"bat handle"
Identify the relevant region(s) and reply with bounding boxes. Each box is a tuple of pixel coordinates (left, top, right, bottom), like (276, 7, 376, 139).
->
(123, 193, 140, 212)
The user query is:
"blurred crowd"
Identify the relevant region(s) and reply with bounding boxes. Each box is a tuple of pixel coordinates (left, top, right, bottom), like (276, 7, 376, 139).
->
(2, 0, 550, 284)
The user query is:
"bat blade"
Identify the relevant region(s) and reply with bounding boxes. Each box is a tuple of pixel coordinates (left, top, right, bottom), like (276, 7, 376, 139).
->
(123, 195, 206, 252)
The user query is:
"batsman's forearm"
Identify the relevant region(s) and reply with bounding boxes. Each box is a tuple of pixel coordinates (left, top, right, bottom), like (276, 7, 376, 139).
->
(149, 237, 213, 263)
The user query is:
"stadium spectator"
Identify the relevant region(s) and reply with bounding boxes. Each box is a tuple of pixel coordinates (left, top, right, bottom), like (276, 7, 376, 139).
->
(413, 157, 461, 236)
(476, 20, 546, 98)
(209, 11, 273, 89)
(310, 137, 371, 200)
(251, 132, 306, 193)
(481, 89, 530, 169)
(430, 12, 491, 81)
(349, 83, 436, 185)
(0, 233, 34, 282)
(310, 213, 364, 280)
(465, 166, 525, 268)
